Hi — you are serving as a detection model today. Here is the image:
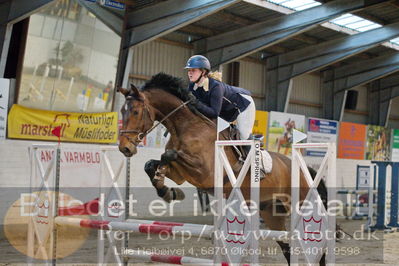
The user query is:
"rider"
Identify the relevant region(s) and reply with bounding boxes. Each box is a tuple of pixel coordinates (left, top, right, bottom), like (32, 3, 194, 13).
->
(283, 118, 294, 142)
(185, 55, 256, 140)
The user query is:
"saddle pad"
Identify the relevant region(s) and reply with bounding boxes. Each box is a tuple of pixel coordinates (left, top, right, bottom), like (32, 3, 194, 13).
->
(260, 150, 272, 174)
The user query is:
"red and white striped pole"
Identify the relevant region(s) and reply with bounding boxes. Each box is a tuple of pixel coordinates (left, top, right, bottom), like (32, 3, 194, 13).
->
(124, 250, 213, 265)
(55, 217, 288, 240)
(123, 250, 251, 266)
(55, 217, 214, 238)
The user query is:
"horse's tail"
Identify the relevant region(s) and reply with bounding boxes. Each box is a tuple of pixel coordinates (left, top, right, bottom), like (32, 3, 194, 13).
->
(308, 167, 327, 209)
(308, 167, 346, 239)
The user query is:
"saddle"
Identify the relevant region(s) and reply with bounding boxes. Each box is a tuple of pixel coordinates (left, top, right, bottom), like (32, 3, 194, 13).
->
(226, 125, 272, 177)
(227, 125, 249, 158)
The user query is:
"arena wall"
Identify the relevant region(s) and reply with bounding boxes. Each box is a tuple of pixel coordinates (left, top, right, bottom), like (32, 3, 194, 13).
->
(287, 74, 323, 118)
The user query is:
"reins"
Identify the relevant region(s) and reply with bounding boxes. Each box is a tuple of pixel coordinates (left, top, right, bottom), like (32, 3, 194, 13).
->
(119, 99, 193, 143)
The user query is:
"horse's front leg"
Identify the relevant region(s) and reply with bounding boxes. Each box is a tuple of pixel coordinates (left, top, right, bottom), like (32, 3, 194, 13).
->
(157, 148, 207, 200)
(159, 148, 205, 181)
(144, 150, 185, 203)
(144, 159, 165, 197)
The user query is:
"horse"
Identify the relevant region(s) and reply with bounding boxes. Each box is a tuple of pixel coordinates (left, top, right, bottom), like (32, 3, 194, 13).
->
(118, 73, 329, 264)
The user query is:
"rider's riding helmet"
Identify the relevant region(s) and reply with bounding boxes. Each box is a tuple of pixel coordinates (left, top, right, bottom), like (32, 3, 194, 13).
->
(184, 55, 211, 71)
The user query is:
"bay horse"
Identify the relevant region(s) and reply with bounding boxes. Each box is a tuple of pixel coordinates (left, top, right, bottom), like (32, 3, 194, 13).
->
(118, 73, 328, 264)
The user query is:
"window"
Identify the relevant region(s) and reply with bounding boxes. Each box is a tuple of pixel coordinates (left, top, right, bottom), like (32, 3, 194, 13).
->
(18, 0, 121, 112)
(267, 0, 399, 49)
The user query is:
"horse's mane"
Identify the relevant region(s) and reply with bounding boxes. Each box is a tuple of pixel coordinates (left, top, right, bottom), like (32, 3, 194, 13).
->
(142, 72, 190, 102)
(141, 72, 215, 127)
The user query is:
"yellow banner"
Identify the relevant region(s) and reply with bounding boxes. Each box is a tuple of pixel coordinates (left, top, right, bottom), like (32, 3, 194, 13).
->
(8, 104, 118, 143)
(252, 110, 268, 147)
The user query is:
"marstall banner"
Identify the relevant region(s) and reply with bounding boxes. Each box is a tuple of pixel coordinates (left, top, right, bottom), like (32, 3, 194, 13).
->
(306, 118, 338, 157)
(338, 122, 366, 159)
(268, 111, 305, 155)
(365, 125, 391, 161)
(392, 129, 399, 161)
(252, 110, 268, 147)
(8, 104, 118, 143)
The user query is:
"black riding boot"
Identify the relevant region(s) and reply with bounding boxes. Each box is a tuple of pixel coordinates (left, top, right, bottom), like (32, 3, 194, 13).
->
(241, 135, 254, 158)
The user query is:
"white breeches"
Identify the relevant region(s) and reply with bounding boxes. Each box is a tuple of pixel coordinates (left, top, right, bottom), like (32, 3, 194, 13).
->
(236, 94, 256, 140)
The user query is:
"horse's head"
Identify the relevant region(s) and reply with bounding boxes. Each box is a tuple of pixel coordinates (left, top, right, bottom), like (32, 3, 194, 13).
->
(118, 84, 155, 157)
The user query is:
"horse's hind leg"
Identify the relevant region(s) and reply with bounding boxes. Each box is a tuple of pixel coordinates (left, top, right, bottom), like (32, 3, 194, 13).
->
(319, 253, 326, 266)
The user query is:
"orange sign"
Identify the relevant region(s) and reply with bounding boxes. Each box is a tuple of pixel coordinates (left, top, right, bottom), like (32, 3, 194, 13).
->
(338, 122, 367, 159)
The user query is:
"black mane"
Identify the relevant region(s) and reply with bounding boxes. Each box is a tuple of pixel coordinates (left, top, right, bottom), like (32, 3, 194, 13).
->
(142, 73, 190, 101)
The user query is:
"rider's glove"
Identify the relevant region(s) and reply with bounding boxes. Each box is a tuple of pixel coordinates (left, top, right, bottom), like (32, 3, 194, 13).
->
(188, 93, 199, 105)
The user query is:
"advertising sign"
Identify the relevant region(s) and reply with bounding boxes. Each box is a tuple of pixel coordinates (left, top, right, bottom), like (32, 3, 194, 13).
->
(365, 125, 390, 161)
(337, 122, 366, 159)
(268, 111, 305, 155)
(392, 129, 399, 161)
(306, 118, 338, 157)
(8, 104, 118, 143)
(252, 110, 268, 147)
(99, 0, 125, 9)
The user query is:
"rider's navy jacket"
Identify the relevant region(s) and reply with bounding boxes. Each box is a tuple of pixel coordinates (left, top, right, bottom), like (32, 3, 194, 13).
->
(188, 77, 251, 122)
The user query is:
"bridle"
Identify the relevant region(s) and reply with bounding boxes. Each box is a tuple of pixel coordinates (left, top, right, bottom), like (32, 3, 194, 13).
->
(119, 97, 193, 145)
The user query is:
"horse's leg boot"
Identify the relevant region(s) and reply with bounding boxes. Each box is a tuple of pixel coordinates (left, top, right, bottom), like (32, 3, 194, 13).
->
(144, 159, 170, 198)
(144, 159, 160, 179)
(160, 149, 178, 165)
(153, 164, 185, 203)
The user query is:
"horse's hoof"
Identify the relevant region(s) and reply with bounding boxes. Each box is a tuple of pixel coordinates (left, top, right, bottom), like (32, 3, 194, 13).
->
(172, 188, 185, 200)
(162, 191, 173, 203)
(162, 188, 185, 203)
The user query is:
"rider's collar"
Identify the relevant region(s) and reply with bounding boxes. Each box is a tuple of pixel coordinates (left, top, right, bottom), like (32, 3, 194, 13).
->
(193, 77, 209, 92)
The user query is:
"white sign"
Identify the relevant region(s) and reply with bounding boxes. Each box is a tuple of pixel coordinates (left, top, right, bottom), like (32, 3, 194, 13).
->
(217, 117, 230, 133)
(0, 78, 10, 139)
(357, 165, 371, 189)
(35, 147, 101, 188)
(293, 129, 307, 144)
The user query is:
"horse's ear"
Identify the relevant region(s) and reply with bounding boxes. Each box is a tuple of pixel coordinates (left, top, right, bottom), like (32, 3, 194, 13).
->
(130, 84, 140, 97)
(118, 87, 130, 96)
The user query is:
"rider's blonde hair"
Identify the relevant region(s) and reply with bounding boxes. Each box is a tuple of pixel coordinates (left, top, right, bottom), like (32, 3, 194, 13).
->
(207, 71, 222, 81)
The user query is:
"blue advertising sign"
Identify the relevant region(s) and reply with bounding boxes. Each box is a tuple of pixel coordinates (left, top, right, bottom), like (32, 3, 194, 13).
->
(306, 118, 338, 156)
(99, 0, 125, 10)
